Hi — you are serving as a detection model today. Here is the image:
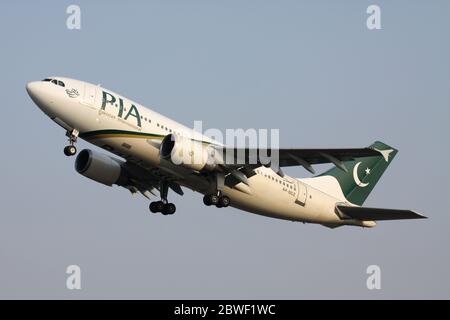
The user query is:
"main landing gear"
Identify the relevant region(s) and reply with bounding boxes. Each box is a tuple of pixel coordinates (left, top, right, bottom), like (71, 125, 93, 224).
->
(203, 172, 230, 208)
(203, 192, 230, 208)
(149, 201, 176, 215)
(149, 180, 176, 215)
(63, 129, 79, 156)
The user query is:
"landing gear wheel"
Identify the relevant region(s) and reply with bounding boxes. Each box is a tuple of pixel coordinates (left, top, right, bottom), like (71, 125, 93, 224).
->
(150, 180, 177, 215)
(209, 194, 219, 206)
(149, 201, 159, 213)
(149, 201, 165, 213)
(168, 203, 176, 215)
(64, 129, 79, 156)
(218, 195, 230, 207)
(204, 194, 228, 207)
(63, 145, 77, 156)
(162, 203, 176, 215)
(155, 201, 165, 212)
(203, 195, 212, 206)
(150, 201, 175, 215)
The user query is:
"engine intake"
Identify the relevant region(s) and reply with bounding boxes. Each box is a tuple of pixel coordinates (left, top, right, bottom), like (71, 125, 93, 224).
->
(75, 149, 125, 186)
(160, 134, 223, 171)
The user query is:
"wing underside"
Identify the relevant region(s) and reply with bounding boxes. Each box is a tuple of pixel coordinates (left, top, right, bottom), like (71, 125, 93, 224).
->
(220, 147, 382, 174)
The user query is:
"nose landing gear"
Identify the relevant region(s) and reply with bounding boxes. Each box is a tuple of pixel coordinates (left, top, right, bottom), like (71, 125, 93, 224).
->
(63, 129, 79, 156)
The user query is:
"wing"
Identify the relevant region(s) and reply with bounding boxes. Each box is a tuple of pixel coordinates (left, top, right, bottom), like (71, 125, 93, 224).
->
(118, 161, 184, 199)
(336, 205, 427, 221)
(220, 147, 381, 174)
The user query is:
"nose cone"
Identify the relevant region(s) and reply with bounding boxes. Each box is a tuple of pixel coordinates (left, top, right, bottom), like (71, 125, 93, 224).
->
(26, 81, 43, 103)
(26, 81, 53, 115)
(26, 81, 36, 93)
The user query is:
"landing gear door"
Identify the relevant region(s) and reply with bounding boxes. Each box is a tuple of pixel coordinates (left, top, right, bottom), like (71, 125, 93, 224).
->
(83, 83, 97, 107)
(296, 180, 307, 206)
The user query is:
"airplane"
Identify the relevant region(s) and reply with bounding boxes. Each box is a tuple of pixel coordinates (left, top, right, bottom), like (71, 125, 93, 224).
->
(26, 77, 426, 228)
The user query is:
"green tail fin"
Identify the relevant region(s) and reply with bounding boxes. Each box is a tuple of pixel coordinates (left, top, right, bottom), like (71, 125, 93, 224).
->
(319, 141, 398, 206)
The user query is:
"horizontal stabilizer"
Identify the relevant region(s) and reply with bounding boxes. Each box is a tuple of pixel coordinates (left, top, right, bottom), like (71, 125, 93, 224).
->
(336, 205, 427, 221)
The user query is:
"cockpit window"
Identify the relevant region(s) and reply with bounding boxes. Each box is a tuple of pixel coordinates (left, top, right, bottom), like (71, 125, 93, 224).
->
(42, 78, 66, 87)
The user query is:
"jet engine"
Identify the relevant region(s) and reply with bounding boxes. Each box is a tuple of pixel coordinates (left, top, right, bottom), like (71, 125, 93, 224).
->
(160, 134, 223, 171)
(75, 149, 126, 186)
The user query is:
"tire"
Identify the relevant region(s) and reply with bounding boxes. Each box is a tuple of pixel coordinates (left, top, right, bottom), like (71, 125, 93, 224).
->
(210, 194, 219, 205)
(155, 201, 165, 212)
(161, 203, 175, 215)
(149, 202, 159, 213)
(63, 146, 71, 156)
(64, 145, 77, 156)
(166, 203, 176, 215)
(219, 195, 230, 207)
(203, 195, 212, 206)
(69, 146, 77, 155)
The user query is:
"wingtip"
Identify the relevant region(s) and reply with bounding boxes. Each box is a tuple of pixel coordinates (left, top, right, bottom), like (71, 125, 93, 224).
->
(413, 211, 428, 219)
(371, 141, 399, 153)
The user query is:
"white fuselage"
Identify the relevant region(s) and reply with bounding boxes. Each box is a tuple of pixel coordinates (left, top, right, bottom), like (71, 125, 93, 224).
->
(27, 77, 370, 227)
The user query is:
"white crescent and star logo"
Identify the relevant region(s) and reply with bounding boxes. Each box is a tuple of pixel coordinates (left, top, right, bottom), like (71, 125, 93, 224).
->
(352, 148, 394, 188)
(353, 162, 370, 188)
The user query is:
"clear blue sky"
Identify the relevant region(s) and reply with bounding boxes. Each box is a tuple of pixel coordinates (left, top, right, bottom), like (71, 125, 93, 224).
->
(0, 0, 449, 298)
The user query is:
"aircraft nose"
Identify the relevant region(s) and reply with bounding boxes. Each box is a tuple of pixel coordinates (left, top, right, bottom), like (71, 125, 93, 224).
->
(26, 81, 43, 102)
(26, 81, 53, 114)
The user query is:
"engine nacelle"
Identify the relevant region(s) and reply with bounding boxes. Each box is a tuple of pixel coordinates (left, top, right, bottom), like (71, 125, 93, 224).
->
(75, 149, 125, 186)
(160, 134, 223, 171)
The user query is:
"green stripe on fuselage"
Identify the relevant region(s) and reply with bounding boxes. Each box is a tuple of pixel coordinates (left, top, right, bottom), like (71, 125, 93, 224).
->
(79, 129, 165, 140)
